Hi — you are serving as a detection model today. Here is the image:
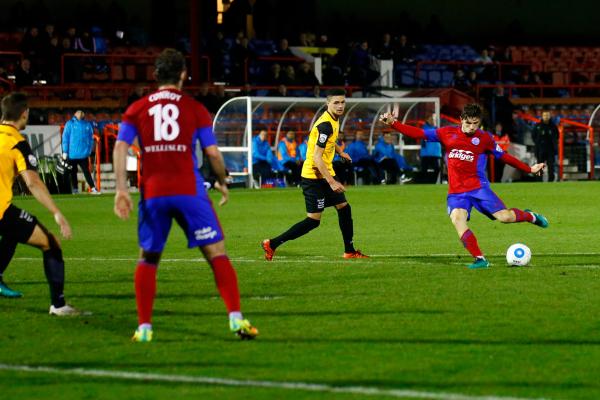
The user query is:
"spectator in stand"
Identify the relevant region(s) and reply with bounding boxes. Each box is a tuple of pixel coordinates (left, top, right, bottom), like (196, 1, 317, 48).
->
(230, 34, 254, 85)
(298, 135, 308, 161)
(296, 62, 320, 87)
(332, 131, 352, 185)
(252, 129, 275, 182)
(499, 46, 512, 62)
(394, 34, 416, 64)
(214, 84, 230, 112)
(492, 122, 511, 182)
(45, 36, 62, 84)
(20, 27, 44, 67)
(532, 111, 558, 182)
(61, 110, 100, 194)
(308, 85, 320, 98)
(43, 24, 55, 43)
(518, 70, 536, 97)
(451, 69, 471, 93)
(240, 83, 255, 96)
(475, 48, 494, 80)
(265, 63, 284, 86)
(282, 65, 297, 87)
(297, 32, 310, 47)
(65, 27, 78, 51)
(374, 33, 395, 60)
(348, 40, 378, 87)
(208, 31, 228, 81)
(74, 30, 94, 53)
(345, 131, 381, 185)
(195, 82, 219, 114)
(15, 59, 34, 88)
(277, 131, 302, 186)
(419, 114, 442, 183)
(272, 84, 288, 97)
(274, 38, 294, 59)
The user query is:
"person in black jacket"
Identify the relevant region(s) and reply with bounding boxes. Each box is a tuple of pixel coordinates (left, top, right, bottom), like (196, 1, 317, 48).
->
(532, 111, 558, 182)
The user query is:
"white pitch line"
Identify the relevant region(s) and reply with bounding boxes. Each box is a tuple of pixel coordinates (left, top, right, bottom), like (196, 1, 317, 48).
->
(0, 363, 549, 400)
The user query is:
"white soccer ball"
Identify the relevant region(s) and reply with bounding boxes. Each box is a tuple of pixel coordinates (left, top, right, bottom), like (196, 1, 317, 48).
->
(506, 243, 531, 266)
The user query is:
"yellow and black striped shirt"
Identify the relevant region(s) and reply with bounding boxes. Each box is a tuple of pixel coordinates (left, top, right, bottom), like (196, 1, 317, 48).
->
(0, 124, 37, 218)
(301, 111, 339, 179)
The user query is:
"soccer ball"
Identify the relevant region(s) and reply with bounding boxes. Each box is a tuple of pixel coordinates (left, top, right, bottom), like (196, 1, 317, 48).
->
(506, 243, 531, 266)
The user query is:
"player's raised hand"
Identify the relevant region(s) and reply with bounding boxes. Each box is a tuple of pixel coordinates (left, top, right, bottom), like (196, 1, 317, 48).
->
(215, 181, 229, 206)
(329, 179, 345, 193)
(379, 112, 396, 125)
(114, 190, 133, 220)
(53, 212, 72, 239)
(530, 163, 546, 176)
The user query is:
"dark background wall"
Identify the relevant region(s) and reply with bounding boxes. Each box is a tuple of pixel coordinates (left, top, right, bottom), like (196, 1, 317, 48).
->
(1, 0, 600, 46)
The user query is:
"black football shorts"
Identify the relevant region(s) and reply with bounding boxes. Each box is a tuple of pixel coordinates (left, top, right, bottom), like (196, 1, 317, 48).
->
(0, 204, 38, 243)
(301, 177, 347, 213)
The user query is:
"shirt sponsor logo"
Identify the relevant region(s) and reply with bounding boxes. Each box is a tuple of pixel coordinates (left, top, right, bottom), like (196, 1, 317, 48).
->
(318, 133, 328, 144)
(471, 137, 480, 145)
(194, 226, 218, 241)
(448, 149, 475, 162)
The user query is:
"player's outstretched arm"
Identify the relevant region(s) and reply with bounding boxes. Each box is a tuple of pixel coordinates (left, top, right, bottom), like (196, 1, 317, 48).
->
(113, 140, 133, 220)
(20, 169, 72, 239)
(204, 145, 229, 206)
(499, 153, 545, 176)
(379, 113, 425, 139)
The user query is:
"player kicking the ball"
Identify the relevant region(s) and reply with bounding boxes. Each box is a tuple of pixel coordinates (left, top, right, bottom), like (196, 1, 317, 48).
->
(380, 104, 548, 269)
(113, 49, 258, 342)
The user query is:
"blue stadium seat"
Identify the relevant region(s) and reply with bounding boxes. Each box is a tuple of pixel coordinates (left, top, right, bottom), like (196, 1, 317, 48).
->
(428, 70, 442, 85)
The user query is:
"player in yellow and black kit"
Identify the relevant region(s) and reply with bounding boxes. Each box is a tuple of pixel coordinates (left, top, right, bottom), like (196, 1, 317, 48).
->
(262, 89, 368, 260)
(0, 92, 83, 315)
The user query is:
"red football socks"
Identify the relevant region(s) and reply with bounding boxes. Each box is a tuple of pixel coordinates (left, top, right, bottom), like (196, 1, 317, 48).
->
(210, 255, 241, 313)
(460, 229, 483, 258)
(511, 208, 534, 223)
(135, 261, 157, 325)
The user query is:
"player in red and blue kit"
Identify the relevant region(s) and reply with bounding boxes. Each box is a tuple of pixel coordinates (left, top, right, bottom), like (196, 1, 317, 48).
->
(113, 49, 258, 341)
(380, 104, 548, 269)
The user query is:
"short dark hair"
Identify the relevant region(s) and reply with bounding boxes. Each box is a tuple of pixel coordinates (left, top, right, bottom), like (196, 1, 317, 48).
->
(1, 92, 28, 121)
(155, 48, 186, 85)
(461, 103, 483, 120)
(326, 88, 346, 98)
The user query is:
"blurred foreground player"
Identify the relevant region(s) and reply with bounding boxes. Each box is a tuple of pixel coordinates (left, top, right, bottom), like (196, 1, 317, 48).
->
(113, 49, 258, 342)
(0, 92, 82, 315)
(380, 103, 548, 269)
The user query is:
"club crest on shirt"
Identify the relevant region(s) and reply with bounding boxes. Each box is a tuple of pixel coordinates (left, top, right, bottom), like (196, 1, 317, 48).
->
(448, 148, 474, 162)
(471, 137, 480, 145)
(28, 154, 38, 167)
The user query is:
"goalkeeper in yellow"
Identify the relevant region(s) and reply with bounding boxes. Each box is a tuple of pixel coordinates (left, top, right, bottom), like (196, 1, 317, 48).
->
(262, 89, 368, 260)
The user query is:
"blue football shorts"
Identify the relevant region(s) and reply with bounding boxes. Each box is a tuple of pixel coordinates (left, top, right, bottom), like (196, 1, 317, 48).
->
(447, 186, 506, 221)
(138, 193, 224, 252)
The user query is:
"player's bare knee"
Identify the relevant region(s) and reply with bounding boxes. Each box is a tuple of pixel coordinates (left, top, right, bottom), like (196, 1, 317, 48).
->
(201, 241, 226, 261)
(307, 212, 322, 221)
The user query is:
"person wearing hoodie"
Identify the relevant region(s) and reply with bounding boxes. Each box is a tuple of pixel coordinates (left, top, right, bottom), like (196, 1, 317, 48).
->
(61, 110, 99, 194)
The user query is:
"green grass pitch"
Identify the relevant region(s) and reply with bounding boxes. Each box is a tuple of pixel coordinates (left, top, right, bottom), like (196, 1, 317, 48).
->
(1, 182, 599, 400)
